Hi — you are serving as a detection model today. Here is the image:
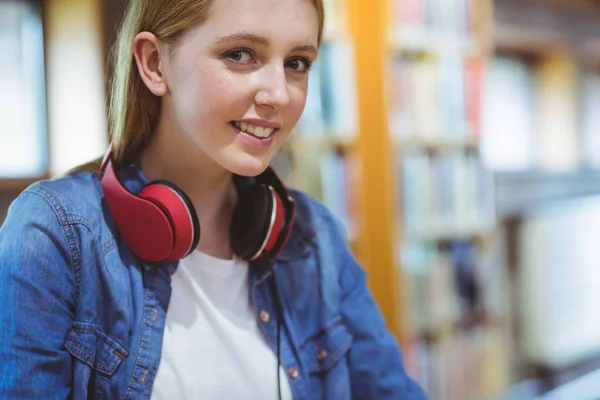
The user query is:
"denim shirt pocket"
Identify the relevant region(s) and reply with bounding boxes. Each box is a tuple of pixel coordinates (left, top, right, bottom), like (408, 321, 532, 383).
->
(304, 318, 353, 373)
(65, 322, 128, 377)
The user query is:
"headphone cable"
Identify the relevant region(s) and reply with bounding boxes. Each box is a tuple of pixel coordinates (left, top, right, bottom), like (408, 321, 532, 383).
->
(269, 264, 283, 400)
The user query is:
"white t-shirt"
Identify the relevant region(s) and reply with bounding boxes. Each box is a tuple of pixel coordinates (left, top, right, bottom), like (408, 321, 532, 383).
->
(151, 250, 293, 400)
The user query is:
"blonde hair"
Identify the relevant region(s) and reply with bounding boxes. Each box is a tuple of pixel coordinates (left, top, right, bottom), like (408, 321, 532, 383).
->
(105, 0, 324, 167)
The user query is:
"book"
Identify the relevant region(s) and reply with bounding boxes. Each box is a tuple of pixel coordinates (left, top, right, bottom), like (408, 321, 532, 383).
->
(580, 70, 600, 168)
(318, 37, 359, 141)
(480, 56, 536, 171)
(320, 150, 356, 239)
(536, 53, 579, 171)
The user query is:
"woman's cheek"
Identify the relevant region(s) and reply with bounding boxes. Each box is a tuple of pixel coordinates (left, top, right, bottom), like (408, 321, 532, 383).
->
(200, 79, 247, 117)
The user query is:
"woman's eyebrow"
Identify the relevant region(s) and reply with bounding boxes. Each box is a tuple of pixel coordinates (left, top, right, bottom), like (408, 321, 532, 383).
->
(214, 32, 317, 55)
(291, 44, 318, 55)
(214, 33, 269, 46)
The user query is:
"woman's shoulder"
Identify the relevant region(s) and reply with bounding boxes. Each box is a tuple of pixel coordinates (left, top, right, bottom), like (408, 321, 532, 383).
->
(2, 171, 105, 234)
(0, 172, 107, 286)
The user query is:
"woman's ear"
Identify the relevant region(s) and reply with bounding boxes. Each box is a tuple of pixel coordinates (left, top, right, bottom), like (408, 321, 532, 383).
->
(132, 32, 168, 96)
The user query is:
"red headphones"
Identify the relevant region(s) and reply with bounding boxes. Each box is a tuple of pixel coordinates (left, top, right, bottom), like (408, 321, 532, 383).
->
(100, 144, 296, 263)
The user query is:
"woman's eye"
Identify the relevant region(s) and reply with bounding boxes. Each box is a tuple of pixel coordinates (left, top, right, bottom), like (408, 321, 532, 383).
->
(226, 49, 254, 64)
(286, 57, 312, 73)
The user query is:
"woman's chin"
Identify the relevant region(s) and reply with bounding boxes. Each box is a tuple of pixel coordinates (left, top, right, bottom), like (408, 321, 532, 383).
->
(223, 153, 272, 177)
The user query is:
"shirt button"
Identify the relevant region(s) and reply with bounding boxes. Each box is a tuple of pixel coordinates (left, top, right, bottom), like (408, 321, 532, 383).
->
(317, 347, 327, 361)
(259, 310, 270, 323)
(289, 367, 299, 380)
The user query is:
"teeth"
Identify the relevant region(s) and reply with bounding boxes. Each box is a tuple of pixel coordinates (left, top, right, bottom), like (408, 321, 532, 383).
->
(233, 121, 274, 138)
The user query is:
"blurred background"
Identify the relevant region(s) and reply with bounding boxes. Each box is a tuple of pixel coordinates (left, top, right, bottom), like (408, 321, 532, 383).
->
(2, 0, 600, 398)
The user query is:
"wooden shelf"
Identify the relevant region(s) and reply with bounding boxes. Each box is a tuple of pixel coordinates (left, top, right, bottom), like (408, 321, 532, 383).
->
(0, 176, 47, 191)
(495, 170, 600, 218)
(403, 221, 495, 243)
(289, 135, 356, 153)
(493, 24, 570, 56)
(388, 28, 483, 57)
(408, 314, 506, 342)
(394, 136, 479, 152)
(493, 0, 600, 60)
(347, 0, 405, 349)
(536, 0, 600, 14)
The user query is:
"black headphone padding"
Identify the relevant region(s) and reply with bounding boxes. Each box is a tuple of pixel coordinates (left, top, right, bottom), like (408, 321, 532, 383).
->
(230, 184, 273, 260)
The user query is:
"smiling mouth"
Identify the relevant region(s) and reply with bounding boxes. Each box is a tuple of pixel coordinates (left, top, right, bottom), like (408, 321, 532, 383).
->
(230, 121, 276, 138)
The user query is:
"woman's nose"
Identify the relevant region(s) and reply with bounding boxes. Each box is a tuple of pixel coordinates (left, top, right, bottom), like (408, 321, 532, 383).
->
(254, 64, 291, 110)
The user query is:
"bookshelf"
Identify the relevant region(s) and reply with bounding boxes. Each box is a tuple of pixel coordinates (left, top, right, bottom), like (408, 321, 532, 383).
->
(485, 0, 600, 396)
(279, 0, 510, 398)
(387, 1, 512, 397)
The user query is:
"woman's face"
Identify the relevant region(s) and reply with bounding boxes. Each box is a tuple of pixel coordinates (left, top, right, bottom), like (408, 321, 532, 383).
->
(160, 0, 319, 177)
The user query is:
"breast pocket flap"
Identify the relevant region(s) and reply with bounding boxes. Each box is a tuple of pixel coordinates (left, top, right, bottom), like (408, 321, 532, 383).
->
(65, 322, 128, 376)
(305, 320, 353, 373)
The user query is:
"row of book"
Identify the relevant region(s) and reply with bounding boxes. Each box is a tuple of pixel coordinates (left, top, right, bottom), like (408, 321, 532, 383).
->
(319, 150, 358, 239)
(400, 240, 506, 336)
(284, 28, 360, 236)
(387, 51, 600, 174)
(390, 0, 482, 48)
(480, 55, 600, 172)
(295, 37, 359, 142)
(400, 150, 495, 239)
(387, 53, 485, 146)
(400, 240, 511, 399)
(284, 144, 497, 249)
(406, 325, 510, 400)
(271, 143, 358, 240)
(279, 142, 497, 251)
(401, 241, 476, 337)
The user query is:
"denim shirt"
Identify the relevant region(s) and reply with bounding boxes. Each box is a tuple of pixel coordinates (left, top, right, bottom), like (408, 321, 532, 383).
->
(0, 160, 427, 400)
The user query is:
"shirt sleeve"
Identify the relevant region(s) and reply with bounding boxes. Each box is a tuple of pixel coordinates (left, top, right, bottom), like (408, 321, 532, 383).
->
(0, 189, 75, 399)
(327, 213, 428, 399)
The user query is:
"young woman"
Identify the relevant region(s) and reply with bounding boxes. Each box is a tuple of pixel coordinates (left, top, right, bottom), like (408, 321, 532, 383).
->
(0, 0, 426, 398)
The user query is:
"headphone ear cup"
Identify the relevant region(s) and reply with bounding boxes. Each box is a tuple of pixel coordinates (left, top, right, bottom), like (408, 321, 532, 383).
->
(230, 184, 273, 260)
(101, 162, 176, 263)
(139, 181, 200, 261)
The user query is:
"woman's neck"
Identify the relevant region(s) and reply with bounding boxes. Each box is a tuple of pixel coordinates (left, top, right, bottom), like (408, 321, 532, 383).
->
(139, 121, 238, 259)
